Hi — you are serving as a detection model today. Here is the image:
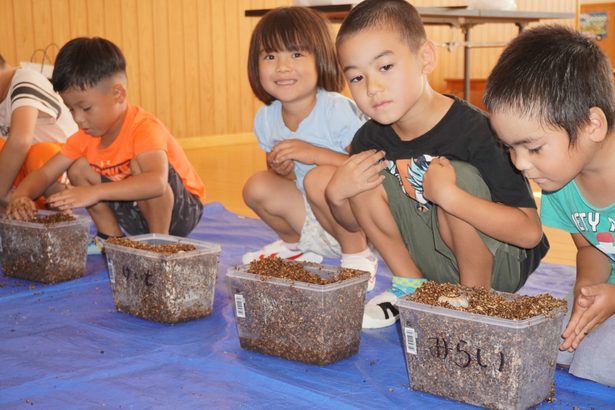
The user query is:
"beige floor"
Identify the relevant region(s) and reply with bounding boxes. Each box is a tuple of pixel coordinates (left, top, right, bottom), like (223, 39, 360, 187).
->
(185, 142, 576, 267)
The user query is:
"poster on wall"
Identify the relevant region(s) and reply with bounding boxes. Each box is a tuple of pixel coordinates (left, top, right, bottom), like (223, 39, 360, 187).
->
(580, 12, 608, 40)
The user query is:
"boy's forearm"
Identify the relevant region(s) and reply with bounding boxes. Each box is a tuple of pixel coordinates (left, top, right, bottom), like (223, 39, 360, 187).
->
(0, 138, 30, 198)
(10, 152, 74, 202)
(0, 172, 16, 200)
(575, 243, 612, 291)
(2, 106, 38, 197)
(437, 186, 543, 248)
(12, 165, 59, 200)
(95, 172, 167, 201)
(314, 147, 348, 167)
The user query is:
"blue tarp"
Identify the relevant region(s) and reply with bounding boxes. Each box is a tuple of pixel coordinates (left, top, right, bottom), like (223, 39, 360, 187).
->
(1, 203, 614, 409)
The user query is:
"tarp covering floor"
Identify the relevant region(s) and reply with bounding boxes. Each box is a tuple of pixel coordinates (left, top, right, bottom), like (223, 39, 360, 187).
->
(1, 202, 614, 409)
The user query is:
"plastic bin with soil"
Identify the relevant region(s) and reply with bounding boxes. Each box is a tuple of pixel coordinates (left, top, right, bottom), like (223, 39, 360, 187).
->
(226, 257, 370, 365)
(0, 211, 90, 283)
(396, 281, 567, 410)
(104, 234, 221, 323)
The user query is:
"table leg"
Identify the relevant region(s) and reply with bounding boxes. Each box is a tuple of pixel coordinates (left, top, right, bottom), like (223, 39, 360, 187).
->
(463, 26, 471, 101)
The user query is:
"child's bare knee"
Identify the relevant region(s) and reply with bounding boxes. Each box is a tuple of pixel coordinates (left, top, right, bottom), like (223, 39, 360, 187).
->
(243, 172, 263, 202)
(305, 166, 334, 204)
(67, 158, 96, 186)
(305, 166, 333, 189)
(243, 170, 279, 203)
(439, 209, 475, 237)
(138, 186, 173, 217)
(351, 184, 385, 207)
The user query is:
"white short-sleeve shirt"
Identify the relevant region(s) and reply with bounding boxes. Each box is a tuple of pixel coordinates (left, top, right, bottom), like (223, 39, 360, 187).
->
(0, 67, 77, 143)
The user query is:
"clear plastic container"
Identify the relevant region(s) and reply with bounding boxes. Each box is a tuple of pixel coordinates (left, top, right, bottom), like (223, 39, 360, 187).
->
(396, 295, 565, 410)
(226, 264, 369, 365)
(0, 211, 90, 283)
(104, 234, 221, 323)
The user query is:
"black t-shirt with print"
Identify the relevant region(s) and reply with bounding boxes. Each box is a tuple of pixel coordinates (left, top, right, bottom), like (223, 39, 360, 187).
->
(350, 96, 536, 209)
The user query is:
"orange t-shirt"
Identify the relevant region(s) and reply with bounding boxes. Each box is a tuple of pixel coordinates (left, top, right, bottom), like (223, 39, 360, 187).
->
(61, 105, 205, 201)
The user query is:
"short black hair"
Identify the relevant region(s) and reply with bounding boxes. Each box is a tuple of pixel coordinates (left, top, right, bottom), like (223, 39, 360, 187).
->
(336, 0, 426, 52)
(247, 6, 343, 105)
(484, 25, 615, 145)
(52, 37, 126, 92)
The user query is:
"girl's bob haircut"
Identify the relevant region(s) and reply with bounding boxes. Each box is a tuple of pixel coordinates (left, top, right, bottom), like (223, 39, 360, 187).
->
(247, 7, 344, 105)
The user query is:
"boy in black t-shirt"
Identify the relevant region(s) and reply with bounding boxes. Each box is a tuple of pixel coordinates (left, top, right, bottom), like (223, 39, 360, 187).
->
(311, 0, 549, 329)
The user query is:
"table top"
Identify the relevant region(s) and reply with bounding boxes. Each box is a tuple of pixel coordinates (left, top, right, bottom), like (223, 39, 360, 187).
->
(418, 7, 574, 26)
(245, 5, 575, 26)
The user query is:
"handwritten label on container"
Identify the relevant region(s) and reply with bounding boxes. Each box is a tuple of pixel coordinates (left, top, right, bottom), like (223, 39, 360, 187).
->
(427, 337, 506, 372)
(122, 266, 154, 287)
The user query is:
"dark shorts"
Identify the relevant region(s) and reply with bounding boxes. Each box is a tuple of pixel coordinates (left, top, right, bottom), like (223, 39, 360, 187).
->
(382, 161, 547, 292)
(101, 166, 203, 237)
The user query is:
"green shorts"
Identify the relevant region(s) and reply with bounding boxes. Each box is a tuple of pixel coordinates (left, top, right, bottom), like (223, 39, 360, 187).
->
(383, 161, 531, 292)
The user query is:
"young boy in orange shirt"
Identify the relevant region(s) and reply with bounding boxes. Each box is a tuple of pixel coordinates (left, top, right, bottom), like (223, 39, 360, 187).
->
(6, 37, 205, 248)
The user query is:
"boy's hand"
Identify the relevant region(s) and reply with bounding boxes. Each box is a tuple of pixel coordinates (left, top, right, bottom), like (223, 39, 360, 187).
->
(560, 283, 615, 351)
(270, 139, 317, 165)
(327, 150, 386, 204)
(47, 185, 99, 210)
(422, 156, 457, 205)
(6, 196, 37, 220)
(0, 196, 7, 214)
